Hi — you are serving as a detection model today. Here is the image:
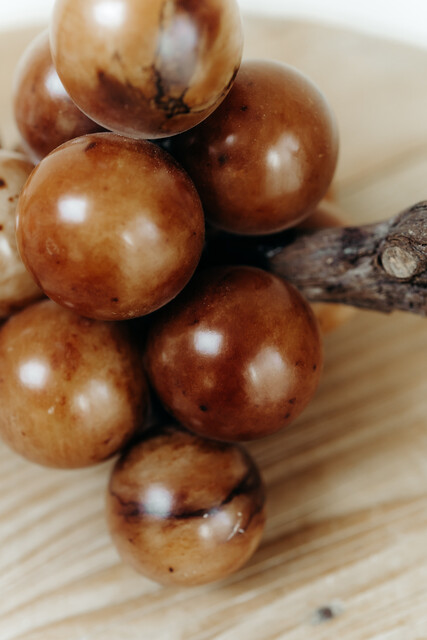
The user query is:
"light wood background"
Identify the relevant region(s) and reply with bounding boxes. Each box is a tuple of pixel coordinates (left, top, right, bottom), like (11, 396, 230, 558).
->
(1, 16, 427, 640)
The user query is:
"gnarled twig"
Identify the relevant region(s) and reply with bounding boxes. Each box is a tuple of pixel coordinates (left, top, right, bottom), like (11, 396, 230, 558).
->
(265, 201, 427, 315)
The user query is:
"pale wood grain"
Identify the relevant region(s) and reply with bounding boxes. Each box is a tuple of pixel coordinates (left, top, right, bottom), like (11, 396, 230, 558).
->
(1, 16, 427, 640)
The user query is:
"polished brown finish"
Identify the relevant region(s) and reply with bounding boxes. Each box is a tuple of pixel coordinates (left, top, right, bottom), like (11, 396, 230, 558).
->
(50, 0, 243, 139)
(0, 150, 42, 318)
(107, 425, 266, 585)
(13, 31, 103, 162)
(145, 266, 323, 441)
(16, 133, 205, 320)
(171, 60, 339, 235)
(0, 299, 148, 468)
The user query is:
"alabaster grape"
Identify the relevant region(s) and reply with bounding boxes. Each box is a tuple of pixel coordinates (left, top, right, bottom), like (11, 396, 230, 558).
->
(107, 425, 266, 585)
(16, 133, 205, 320)
(50, 0, 243, 139)
(145, 266, 323, 441)
(171, 60, 339, 235)
(14, 31, 103, 161)
(0, 299, 149, 468)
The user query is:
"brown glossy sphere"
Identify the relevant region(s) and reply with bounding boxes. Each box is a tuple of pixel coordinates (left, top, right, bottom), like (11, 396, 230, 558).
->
(171, 60, 339, 235)
(13, 31, 103, 162)
(0, 299, 148, 468)
(16, 133, 205, 320)
(107, 425, 266, 585)
(50, 0, 243, 139)
(0, 150, 42, 318)
(145, 266, 323, 441)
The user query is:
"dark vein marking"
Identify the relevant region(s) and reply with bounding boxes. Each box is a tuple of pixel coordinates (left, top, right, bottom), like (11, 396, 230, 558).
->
(111, 465, 264, 524)
(152, 67, 191, 118)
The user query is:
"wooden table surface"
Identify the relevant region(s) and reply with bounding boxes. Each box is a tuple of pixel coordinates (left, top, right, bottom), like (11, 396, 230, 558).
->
(1, 16, 427, 640)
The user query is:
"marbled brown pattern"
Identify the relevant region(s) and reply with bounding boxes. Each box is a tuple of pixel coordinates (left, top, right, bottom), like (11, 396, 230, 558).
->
(171, 60, 339, 235)
(145, 266, 323, 441)
(13, 31, 103, 162)
(107, 425, 266, 585)
(50, 0, 243, 139)
(0, 150, 42, 318)
(0, 299, 149, 468)
(16, 133, 205, 320)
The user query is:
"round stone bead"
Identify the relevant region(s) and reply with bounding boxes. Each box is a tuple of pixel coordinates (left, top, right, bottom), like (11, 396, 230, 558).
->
(107, 425, 266, 585)
(171, 60, 339, 235)
(0, 299, 149, 468)
(14, 31, 103, 162)
(50, 0, 243, 139)
(16, 133, 205, 320)
(145, 266, 323, 441)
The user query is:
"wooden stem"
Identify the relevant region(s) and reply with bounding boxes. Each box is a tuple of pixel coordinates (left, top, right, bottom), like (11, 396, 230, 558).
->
(264, 201, 427, 315)
(205, 201, 427, 316)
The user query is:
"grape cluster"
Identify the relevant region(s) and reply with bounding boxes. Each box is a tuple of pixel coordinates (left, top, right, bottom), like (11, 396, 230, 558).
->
(0, 0, 340, 586)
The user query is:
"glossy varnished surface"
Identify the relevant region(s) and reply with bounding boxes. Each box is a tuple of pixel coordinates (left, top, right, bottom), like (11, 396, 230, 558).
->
(14, 31, 103, 162)
(0, 149, 42, 318)
(0, 299, 148, 468)
(51, 0, 243, 139)
(172, 60, 339, 235)
(2, 20, 427, 640)
(16, 133, 205, 320)
(145, 266, 323, 441)
(107, 425, 266, 585)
